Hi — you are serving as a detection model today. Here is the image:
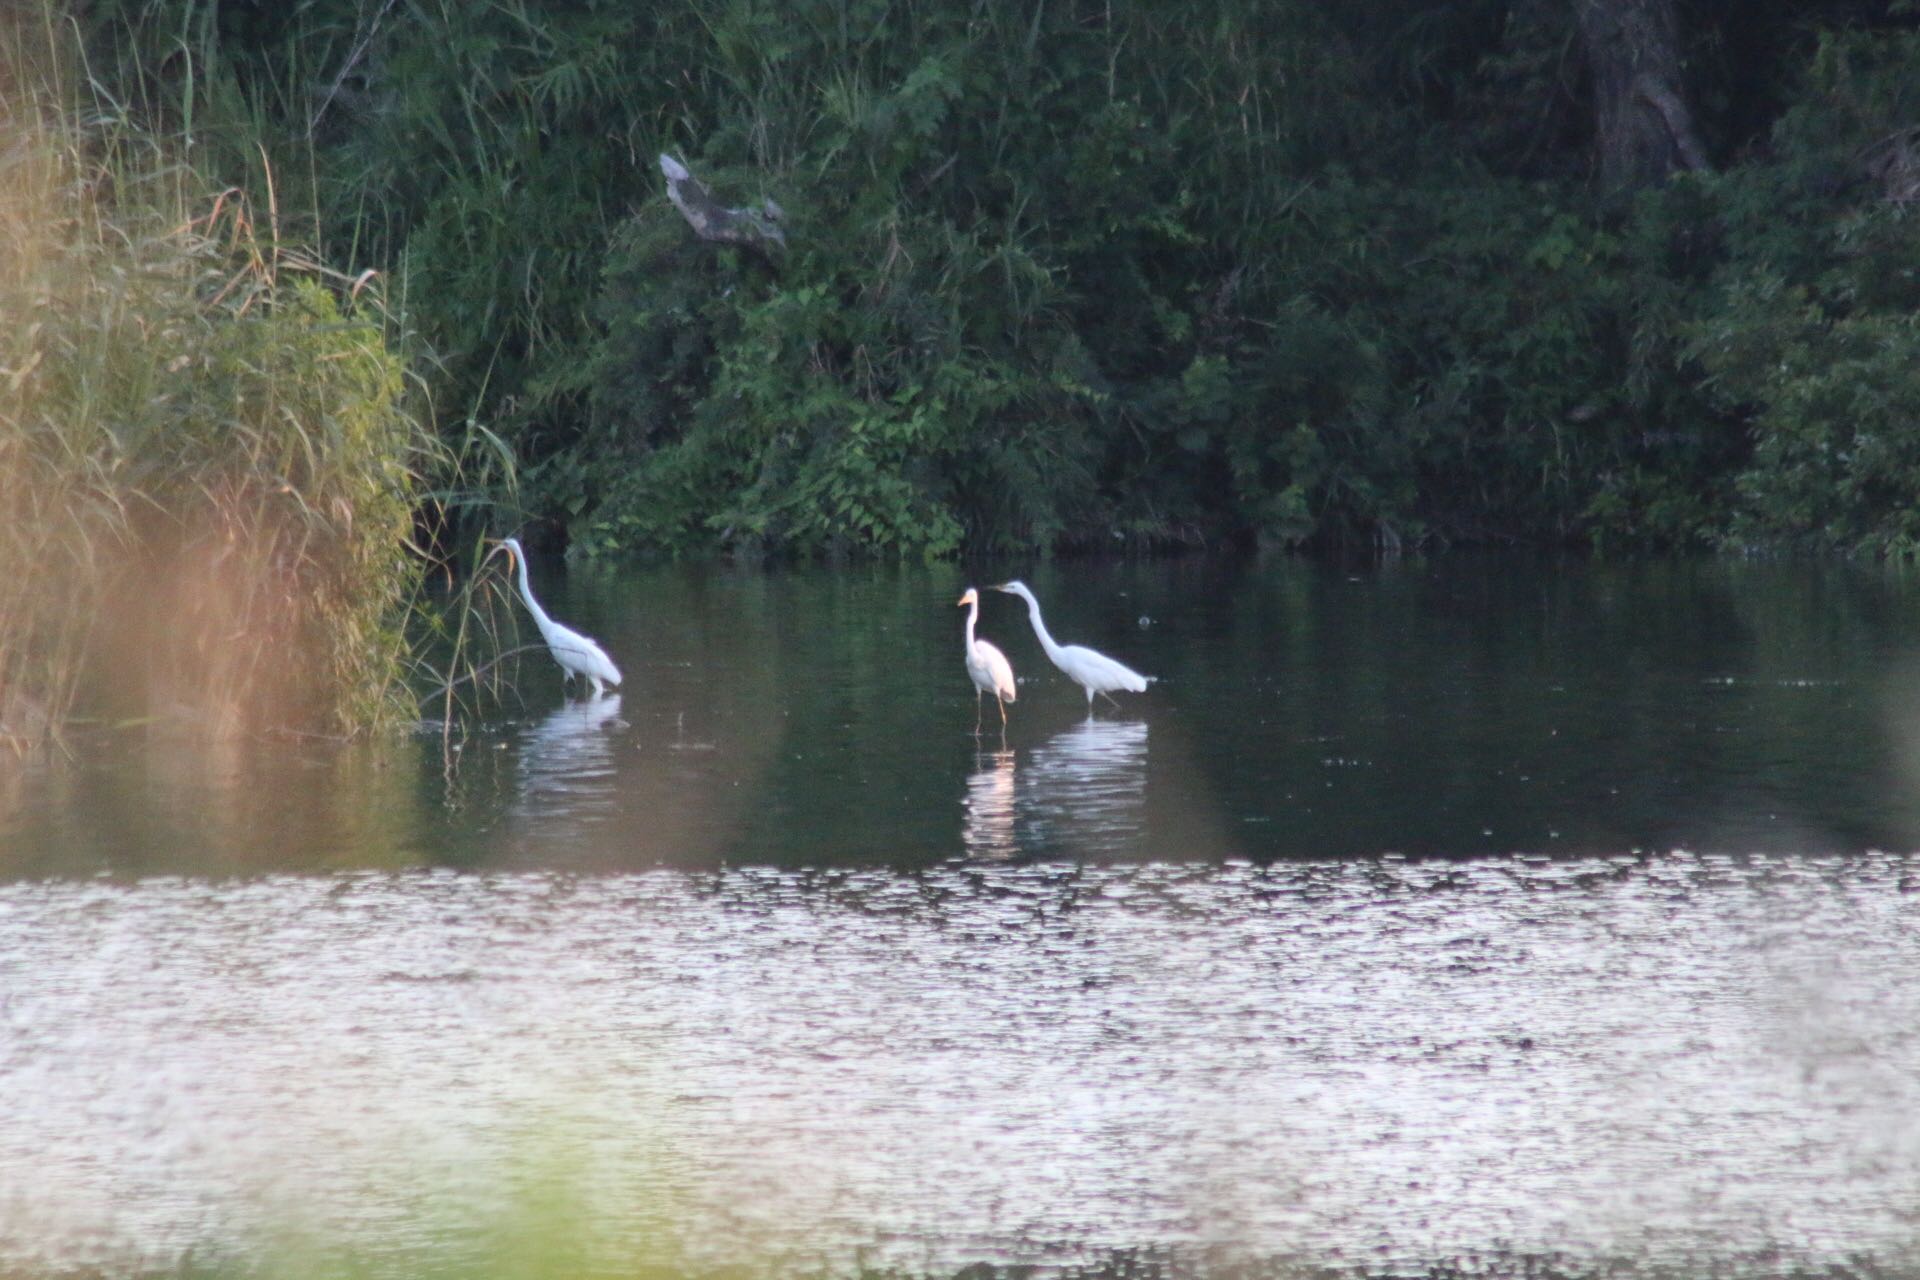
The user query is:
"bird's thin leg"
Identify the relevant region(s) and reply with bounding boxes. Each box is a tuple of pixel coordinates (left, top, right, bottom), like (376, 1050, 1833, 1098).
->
(974, 690, 984, 736)
(997, 694, 1008, 727)
(1100, 689, 1122, 709)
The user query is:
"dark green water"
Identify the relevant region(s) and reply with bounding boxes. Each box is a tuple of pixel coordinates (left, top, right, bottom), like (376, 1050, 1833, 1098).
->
(6, 557, 1920, 1276)
(8, 555, 1920, 875)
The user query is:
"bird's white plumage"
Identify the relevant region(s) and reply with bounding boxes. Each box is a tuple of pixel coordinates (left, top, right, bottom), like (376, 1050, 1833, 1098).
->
(990, 580, 1151, 709)
(958, 587, 1016, 729)
(967, 637, 1017, 704)
(496, 537, 623, 698)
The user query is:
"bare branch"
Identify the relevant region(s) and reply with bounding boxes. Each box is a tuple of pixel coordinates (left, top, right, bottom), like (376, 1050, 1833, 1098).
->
(659, 154, 787, 254)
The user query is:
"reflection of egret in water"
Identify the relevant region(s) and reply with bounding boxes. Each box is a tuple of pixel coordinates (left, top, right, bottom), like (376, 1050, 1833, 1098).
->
(511, 694, 626, 824)
(962, 719, 1151, 860)
(1023, 718, 1149, 856)
(961, 748, 1017, 859)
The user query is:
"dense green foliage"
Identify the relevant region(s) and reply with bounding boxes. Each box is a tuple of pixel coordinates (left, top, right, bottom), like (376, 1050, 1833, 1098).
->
(64, 0, 1920, 557)
(0, 8, 445, 743)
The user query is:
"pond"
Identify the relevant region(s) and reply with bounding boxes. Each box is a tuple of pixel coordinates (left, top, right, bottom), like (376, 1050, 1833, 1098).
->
(4, 556, 1920, 1276)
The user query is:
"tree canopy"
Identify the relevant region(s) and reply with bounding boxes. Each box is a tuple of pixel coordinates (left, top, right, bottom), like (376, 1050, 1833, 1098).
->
(73, 0, 1920, 557)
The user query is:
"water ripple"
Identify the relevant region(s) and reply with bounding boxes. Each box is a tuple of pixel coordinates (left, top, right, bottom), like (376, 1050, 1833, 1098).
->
(3, 854, 1918, 1273)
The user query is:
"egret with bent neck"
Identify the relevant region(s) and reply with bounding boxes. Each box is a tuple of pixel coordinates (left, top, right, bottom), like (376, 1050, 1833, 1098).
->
(989, 579, 1151, 712)
(492, 537, 623, 698)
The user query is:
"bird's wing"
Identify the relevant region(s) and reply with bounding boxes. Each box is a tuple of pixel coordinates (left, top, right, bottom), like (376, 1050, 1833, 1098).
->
(1062, 644, 1150, 692)
(976, 639, 1017, 701)
(548, 624, 623, 685)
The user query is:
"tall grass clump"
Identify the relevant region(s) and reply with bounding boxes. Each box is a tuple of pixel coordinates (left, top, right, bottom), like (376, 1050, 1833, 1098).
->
(0, 3, 441, 746)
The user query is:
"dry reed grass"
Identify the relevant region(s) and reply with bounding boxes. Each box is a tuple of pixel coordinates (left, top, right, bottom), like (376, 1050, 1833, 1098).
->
(0, 2, 466, 748)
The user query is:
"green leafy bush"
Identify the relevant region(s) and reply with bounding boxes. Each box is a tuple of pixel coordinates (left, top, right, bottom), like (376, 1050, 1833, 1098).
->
(72, 0, 1920, 559)
(1686, 30, 1920, 556)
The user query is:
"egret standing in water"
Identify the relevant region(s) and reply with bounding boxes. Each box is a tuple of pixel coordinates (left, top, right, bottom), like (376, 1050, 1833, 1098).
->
(489, 537, 623, 698)
(990, 580, 1151, 712)
(957, 587, 1017, 732)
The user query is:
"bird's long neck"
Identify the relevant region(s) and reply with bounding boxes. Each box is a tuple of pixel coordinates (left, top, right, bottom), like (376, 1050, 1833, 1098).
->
(1020, 592, 1064, 661)
(513, 551, 554, 632)
(964, 597, 980, 654)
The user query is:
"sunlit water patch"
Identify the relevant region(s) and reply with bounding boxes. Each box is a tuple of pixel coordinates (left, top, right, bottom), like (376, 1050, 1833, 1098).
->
(4, 854, 1919, 1274)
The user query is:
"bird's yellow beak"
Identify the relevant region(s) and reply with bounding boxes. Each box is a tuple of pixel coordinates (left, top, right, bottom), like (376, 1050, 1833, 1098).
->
(956, 590, 975, 607)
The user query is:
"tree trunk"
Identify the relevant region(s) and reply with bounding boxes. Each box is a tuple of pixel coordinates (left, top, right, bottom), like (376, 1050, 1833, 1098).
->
(1575, 0, 1709, 190)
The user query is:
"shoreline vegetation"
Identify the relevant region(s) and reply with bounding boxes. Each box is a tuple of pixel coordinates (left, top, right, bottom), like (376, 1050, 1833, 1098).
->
(11, 0, 1920, 739)
(90, 0, 1920, 563)
(0, 5, 500, 747)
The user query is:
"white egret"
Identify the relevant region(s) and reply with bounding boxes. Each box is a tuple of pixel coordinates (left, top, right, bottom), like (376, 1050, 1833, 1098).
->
(489, 537, 623, 698)
(957, 587, 1017, 731)
(990, 580, 1152, 711)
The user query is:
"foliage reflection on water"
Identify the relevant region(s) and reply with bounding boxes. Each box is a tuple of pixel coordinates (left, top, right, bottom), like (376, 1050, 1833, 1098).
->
(9, 555, 1920, 872)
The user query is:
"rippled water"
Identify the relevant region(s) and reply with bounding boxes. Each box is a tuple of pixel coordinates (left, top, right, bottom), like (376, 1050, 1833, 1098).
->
(6, 557, 1920, 1275)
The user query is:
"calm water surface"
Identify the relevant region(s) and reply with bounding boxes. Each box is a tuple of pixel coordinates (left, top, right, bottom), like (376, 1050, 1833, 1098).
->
(5, 557, 1920, 1274)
